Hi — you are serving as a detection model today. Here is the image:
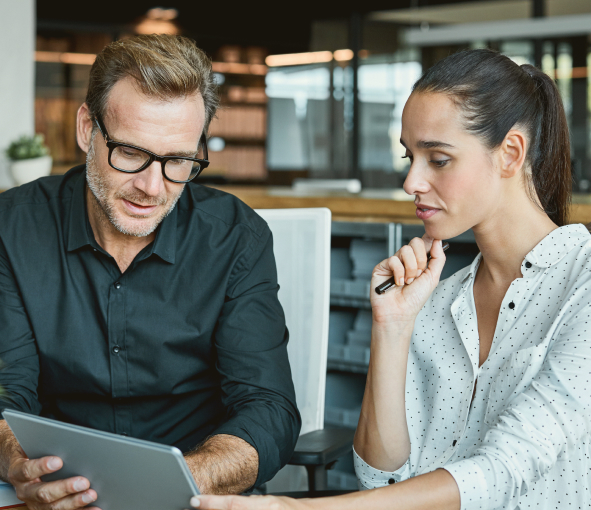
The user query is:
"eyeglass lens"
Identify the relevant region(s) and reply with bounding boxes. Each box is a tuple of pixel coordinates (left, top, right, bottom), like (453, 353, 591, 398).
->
(111, 146, 201, 182)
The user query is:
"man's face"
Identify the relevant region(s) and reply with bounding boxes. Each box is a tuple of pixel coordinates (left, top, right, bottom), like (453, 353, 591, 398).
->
(85, 77, 206, 238)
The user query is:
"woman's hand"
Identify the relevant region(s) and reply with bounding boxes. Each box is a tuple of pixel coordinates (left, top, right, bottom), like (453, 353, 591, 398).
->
(370, 236, 446, 325)
(191, 494, 305, 510)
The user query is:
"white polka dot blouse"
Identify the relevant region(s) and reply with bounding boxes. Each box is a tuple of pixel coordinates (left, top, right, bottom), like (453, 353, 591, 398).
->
(354, 223, 591, 510)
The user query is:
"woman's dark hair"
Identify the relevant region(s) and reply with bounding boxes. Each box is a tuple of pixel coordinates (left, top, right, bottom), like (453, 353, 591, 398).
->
(413, 49, 571, 226)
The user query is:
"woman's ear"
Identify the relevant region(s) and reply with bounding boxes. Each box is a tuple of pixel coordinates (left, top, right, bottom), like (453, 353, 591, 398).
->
(76, 103, 94, 153)
(499, 129, 527, 179)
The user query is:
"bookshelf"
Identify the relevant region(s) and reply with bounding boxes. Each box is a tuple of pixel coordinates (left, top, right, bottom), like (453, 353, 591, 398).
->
(34, 34, 269, 181)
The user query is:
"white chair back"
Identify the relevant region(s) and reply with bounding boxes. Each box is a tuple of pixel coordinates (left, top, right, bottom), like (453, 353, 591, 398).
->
(255, 208, 331, 492)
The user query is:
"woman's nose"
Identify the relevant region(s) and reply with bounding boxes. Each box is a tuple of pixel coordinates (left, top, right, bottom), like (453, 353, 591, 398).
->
(403, 162, 430, 196)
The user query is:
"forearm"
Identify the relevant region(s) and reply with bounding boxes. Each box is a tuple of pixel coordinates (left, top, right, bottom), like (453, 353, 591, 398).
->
(0, 420, 23, 482)
(185, 434, 259, 495)
(306, 468, 460, 510)
(354, 321, 414, 471)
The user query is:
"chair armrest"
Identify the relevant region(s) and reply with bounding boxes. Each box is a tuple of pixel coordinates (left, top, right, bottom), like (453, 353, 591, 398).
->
(289, 427, 356, 466)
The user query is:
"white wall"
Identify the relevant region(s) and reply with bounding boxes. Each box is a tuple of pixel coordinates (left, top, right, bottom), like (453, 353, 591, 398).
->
(0, 0, 35, 189)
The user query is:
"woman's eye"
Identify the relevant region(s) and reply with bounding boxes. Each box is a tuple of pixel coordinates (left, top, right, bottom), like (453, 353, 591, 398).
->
(430, 159, 450, 168)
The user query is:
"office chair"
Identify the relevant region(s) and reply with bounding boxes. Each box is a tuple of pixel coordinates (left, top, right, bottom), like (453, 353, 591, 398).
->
(255, 208, 355, 494)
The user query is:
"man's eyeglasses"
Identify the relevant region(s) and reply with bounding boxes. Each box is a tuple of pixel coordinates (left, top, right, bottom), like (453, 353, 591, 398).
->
(94, 116, 209, 183)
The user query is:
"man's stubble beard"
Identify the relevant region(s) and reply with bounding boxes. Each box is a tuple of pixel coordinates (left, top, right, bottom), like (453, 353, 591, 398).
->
(85, 133, 184, 238)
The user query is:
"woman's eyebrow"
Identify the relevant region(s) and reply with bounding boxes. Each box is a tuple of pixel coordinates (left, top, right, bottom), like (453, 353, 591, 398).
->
(418, 140, 455, 149)
(399, 139, 455, 150)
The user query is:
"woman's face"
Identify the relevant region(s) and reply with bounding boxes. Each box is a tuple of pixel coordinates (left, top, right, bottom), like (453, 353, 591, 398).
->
(401, 92, 503, 240)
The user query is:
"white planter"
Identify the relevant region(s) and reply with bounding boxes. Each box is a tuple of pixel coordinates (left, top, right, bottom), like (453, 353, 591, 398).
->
(9, 156, 53, 186)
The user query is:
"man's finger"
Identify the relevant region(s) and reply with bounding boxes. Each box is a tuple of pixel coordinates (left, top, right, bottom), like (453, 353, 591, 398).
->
(12, 456, 62, 483)
(35, 489, 98, 510)
(34, 477, 91, 504)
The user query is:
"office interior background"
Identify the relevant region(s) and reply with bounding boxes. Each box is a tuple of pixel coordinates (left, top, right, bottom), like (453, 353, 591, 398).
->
(2, 0, 591, 490)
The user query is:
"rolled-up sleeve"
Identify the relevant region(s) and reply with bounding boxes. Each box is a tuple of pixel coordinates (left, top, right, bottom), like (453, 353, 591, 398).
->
(212, 228, 301, 487)
(0, 237, 41, 415)
(353, 446, 411, 490)
(444, 305, 591, 510)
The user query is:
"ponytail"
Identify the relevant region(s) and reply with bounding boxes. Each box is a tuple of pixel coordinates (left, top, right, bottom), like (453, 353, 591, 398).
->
(413, 50, 572, 226)
(521, 65, 571, 226)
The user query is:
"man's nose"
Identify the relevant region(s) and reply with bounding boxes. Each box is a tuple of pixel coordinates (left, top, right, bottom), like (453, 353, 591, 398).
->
(133, 160, 165, 197)
(403, 161, 430, 196)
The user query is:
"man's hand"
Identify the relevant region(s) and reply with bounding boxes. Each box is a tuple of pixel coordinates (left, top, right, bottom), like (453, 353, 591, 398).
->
(8, 453, 99, 510)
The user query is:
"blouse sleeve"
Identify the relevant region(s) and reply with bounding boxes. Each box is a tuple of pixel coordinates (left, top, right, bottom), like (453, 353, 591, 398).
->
(444, 304, 591, 510)
(353, 445, 411, 490)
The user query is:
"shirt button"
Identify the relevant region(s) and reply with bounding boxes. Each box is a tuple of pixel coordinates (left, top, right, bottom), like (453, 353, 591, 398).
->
(114, 281, 122, 289)
(525, 262, 532, 268)
(388, 478, 395, 485)
(112, 345, 121, 354)
(509, 301, 515, 309)
(452, 440, 457, 447)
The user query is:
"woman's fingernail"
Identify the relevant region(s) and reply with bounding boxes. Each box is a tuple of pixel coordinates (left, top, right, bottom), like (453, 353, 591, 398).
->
(190, 496, 200, 507)
(407, 278, 414, 284)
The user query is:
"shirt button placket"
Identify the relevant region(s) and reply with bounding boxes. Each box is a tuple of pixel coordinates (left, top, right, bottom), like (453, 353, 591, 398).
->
(108, 278, 129, 435)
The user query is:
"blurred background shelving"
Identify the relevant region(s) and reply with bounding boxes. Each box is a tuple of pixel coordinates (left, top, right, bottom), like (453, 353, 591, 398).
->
(22, 0, 591, 191)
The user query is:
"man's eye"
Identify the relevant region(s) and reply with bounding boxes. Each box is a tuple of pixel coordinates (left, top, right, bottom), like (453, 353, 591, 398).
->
(169, 159, 189, 166)
(121, 148, 142, 158)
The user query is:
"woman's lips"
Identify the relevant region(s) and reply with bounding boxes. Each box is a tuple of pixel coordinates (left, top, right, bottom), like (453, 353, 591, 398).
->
(415, 205, 440, 220)
(122, 199, 158, 216)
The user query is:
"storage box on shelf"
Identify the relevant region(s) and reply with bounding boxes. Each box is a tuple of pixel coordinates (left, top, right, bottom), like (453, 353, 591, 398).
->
(325, 220, 478, 489)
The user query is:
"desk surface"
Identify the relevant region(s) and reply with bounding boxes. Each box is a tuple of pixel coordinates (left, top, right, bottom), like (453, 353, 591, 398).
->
(210, 185, 591, 225)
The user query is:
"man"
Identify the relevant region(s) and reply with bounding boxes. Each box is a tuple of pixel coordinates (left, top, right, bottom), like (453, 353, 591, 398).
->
(0, 34, 300, 509)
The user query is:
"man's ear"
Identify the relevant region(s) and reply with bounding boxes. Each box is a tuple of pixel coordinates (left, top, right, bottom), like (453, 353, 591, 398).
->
(499, 129, 527, 179)
(76, 103, 94, 154)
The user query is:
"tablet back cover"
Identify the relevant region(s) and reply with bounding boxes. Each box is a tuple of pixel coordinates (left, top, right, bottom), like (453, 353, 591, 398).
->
(3, 409, 200, 510)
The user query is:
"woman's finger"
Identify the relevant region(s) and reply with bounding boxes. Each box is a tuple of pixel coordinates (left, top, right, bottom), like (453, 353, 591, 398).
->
(386, 256, 406, 287)
(408, 237, 428, 275)
(425, 239, 446, 282)
(191, 494, 282, 510)
(421, 234, 435, 255)
(397, 245, 418, 283)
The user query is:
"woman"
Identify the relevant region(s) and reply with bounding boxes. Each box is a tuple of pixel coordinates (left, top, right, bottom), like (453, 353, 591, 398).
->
(192, 49, 591, 510)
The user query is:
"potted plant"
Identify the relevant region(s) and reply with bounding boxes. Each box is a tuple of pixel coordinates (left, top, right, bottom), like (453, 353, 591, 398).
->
(6, 134, 52, 186)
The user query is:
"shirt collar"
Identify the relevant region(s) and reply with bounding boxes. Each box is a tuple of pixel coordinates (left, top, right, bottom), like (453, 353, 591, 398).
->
(458, 223, 590, 284)
(460, 252, 482, 284)
(66, 166, 178, 264)
(66, 168, 92, 252)
(524, 223, 590, 269)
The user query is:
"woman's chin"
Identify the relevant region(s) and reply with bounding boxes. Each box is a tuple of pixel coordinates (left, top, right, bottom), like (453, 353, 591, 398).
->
(424, 222, 471, 241)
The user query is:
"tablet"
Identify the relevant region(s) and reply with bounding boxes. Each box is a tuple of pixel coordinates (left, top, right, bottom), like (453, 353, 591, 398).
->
(3, 409, 200, 510)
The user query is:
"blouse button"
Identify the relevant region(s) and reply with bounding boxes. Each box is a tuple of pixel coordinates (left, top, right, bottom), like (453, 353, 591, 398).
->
(508, 302, 515, 309)
(452, 440, 457, 447)
(525, 261, 532, 268)
(388, 478, 395, 485)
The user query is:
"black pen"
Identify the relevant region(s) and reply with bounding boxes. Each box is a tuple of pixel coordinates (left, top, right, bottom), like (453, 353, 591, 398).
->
(375, 241, 450, 295)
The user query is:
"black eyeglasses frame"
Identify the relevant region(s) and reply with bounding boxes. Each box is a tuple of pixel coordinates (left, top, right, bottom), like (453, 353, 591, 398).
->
(93, 115, 210, 184)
